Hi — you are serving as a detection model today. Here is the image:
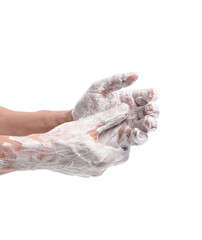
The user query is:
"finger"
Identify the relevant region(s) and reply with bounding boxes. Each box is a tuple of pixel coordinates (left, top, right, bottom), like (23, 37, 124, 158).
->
(136, 115, 158, 132)
(129, 128, 148, 145)
(145, 101, 160, 118)
(132, 88, 159, 105)
(118, 125, 131, 148)
(137, 101, 160, 119)
(89, 103, 130, 134)
(117, 89, 135, 108)
(90, 72, 138, 95)
(119, 126, 148, 148)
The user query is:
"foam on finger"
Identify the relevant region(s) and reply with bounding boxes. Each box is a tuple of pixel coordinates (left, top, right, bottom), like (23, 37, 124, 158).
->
(136, 115, 158, 132)
(129, 128, 148, 145)
(133, 88, 159, 105)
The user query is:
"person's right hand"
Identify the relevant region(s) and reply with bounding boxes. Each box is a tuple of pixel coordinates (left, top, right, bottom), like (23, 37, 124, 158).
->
(13, 104, 135, 177)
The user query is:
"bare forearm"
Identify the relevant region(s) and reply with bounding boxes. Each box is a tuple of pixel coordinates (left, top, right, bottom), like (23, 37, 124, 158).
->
(0, 106, 73, 136)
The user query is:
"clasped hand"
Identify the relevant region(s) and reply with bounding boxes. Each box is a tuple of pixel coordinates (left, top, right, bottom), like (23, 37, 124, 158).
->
(11, 72, 159, 177)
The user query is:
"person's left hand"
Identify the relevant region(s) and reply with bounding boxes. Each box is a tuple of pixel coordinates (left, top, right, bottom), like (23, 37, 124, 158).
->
(72, 72, 160, 149)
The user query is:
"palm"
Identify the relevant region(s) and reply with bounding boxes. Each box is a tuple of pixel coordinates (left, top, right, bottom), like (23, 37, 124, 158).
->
(72, 73, 159, 149)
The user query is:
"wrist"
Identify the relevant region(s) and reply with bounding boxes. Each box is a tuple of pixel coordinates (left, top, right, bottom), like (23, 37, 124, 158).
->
(0, 135, 25, 174)
(7, 134, 53, 171)
(63, 110, 73, 122)
(46, 110, 73, 132)
(32, 109, 73, 135)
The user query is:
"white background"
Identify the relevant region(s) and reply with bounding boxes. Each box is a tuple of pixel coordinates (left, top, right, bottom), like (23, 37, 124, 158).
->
(0, 0, 201, 239)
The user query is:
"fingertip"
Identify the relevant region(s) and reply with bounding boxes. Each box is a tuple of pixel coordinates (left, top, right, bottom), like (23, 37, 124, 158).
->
(150, 88, 159, 100)
(130, 128, 148, 145)
(135, 97, 147, 106)
(122, 72, 138, 87)
(145, 101, 160, 117)
(143, 115, 158, 131)
(127, 72, 138, 80)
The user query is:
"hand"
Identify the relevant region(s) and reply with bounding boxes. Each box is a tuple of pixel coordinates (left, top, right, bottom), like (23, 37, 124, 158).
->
(72, 72, 159, 149)
(12, 104, 131, 177)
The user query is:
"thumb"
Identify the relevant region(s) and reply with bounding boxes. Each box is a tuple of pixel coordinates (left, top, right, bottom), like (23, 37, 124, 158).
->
(90, 103, 130, 134)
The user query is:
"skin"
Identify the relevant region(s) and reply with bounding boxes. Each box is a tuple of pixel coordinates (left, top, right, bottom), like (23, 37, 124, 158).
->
(0, 104, 131, 177)
(0, 107, 72, 175)
(0, 72, 159, 176)
(0, 106, 73, 136)
(0, 126, 99, 176)
(0, 136, 22, 175)
(72, 72, 159, 148)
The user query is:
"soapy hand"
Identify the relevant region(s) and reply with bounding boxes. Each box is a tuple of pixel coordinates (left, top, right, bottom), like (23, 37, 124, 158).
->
(72, 72, 160, 149)
(12, 104, 132, 177)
